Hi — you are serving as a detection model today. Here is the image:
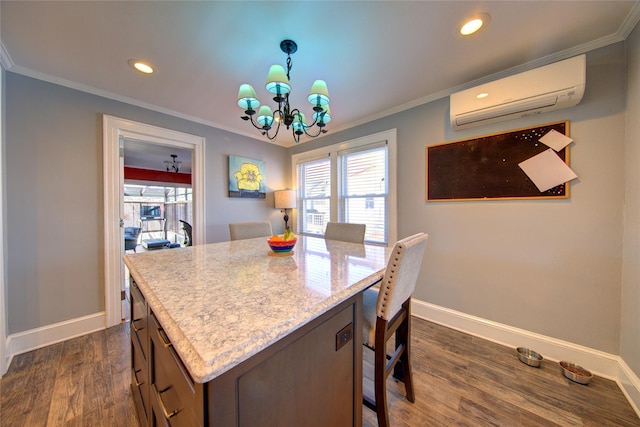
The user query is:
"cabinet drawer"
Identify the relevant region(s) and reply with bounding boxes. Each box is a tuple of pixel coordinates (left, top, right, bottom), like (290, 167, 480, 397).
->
(131, 279, 148, 359)
(150, 383, 200, 427)
(150, 312, 203, 426)
(131, 337, 150, 424)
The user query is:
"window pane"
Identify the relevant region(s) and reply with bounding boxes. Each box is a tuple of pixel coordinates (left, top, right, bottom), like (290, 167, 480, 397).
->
(343, 148, 386, 195)
(342, 146, 387, 244)
(301, 198, 330, 236)
(345, 196, 387, 243)
(297, 158, 331, 234)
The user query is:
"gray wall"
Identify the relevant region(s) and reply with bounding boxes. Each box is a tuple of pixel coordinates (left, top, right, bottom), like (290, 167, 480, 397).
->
(622, 24, 640, 376)
(5, 73, 288, 334)
(291, 42, 633, 362)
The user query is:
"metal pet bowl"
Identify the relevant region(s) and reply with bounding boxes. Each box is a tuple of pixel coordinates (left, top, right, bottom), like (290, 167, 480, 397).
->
(559, 361, 592, 385)
(516, 347, 543, 368)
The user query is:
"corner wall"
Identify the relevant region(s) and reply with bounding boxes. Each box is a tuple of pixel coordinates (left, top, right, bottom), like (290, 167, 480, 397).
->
(622, 21, 640, 381)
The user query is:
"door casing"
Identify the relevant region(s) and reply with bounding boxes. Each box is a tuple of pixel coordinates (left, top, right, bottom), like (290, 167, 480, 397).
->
(103, 115, 205, 327)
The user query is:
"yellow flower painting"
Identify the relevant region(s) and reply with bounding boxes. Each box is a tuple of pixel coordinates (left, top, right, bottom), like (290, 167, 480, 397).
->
(229, 155, 266, 198)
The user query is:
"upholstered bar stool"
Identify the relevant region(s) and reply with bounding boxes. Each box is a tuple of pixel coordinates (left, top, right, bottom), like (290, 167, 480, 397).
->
(362, 232, 429, 427)
(324, 221, 366, 243)
(229, 221, 273, 241)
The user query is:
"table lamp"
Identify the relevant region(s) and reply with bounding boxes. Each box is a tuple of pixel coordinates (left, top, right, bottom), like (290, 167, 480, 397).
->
(274, 189, 296, 230)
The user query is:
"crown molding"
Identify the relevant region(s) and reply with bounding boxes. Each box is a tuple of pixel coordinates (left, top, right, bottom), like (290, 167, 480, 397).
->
(2, 5, 637, 148)
(0, 41, 15, 71)
(620, 1, 640, 39)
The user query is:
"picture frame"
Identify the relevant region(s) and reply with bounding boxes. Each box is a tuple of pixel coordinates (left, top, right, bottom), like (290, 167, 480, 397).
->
(228, 155, 266, 198)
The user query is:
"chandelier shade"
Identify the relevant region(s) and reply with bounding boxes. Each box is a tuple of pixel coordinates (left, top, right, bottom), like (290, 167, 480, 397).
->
(265, 65, 291, 96)
(313, 105, 331, 124)
(237, 39, 331, 143)
(257, 106, 274, 128)
(308, 80, 330, 107)
(237, 84, 259, 110)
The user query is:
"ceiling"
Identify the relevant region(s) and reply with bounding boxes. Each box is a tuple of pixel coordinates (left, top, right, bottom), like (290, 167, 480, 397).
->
(123, 138, 193, 174)
(1, 1, 639, 155)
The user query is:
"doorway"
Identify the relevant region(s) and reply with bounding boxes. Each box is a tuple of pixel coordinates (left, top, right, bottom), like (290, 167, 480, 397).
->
(103, 115, 205, 328)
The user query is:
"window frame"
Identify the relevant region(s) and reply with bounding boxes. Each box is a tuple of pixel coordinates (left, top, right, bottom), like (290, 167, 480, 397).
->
(291, 129, 397, 246)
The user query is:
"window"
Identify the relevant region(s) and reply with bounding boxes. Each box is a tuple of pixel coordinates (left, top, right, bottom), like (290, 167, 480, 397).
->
(298, 158, 331, 236)
(340, 145, 388, 243)
(292, 129, 397, 245)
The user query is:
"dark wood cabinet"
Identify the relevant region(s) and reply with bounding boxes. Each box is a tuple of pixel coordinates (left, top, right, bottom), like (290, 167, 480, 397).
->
(149, 312, 204, 426)
(130, 274, 362, 427)
(131, 279, 150, 425)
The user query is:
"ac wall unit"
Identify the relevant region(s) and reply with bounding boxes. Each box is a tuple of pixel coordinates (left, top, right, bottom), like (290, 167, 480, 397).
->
(450, 54, 585, 130)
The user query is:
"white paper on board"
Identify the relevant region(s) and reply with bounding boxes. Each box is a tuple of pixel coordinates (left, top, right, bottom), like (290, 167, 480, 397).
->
(539, 129, 573, 151)
(518, 148, 578, 192)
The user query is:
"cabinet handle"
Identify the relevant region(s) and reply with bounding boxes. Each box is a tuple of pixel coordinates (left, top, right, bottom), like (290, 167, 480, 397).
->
(153, 384, 181, 419)
(157, 328, 173, 348)
(132, 318, 144, 332)
(133, 368, 144, 387)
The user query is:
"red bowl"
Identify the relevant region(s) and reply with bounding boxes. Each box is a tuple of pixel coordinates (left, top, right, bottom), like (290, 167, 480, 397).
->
(267, 237, 297, 253)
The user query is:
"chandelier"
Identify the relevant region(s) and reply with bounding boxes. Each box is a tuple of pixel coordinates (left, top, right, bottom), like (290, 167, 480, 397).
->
(164, 154, 181, 173)
(237, 39, 331, 143)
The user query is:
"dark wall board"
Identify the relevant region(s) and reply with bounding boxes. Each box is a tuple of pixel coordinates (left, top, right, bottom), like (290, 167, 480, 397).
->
(426, 122, 569, 201)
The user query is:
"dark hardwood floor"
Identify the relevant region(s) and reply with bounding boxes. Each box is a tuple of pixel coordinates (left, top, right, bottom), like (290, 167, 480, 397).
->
(1, 318, 638, 426)
(0, 323, 138, 426)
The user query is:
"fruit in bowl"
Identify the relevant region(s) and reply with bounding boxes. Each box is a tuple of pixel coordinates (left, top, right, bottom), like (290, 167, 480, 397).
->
(267, 229, 297, 253)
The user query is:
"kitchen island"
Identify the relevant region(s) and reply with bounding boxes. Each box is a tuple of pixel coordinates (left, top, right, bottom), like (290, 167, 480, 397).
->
(124, 235, 388, 426)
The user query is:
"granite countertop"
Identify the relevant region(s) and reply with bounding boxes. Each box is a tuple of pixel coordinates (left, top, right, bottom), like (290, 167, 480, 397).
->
(123, 235, 388, 383)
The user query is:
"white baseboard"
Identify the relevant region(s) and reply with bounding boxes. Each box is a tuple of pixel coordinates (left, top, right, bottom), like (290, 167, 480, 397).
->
(412, 299, 640, 417)
(4, 312, 106, 371)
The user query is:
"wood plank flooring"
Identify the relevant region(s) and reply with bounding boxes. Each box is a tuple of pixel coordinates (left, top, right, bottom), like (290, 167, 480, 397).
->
(1, 318, 638, 426)
(0, 323, 138, 426)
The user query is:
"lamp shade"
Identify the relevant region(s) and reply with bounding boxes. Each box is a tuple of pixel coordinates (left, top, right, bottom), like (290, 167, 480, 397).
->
(313, 105, 332, 124)
(274, 189, 296, 209)
(265, 65, 291, 95)
(257, 106, 274, 128)
(237, 84, 260, 110)
(292, 112, 307, 134)
(308, 80, 330, 107)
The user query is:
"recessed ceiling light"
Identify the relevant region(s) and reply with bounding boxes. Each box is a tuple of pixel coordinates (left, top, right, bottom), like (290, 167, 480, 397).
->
(460, 13, 490, 36)
(128, 59, 155, 74)
(476, 92, 489, 99)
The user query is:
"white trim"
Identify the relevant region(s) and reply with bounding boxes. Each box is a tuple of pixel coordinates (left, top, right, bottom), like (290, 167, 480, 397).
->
(0, 41, 15, 71)
(103, 115, 206, 327)
(0, 56, 6, 376)
(618, 358, 640, 418)
(5, 312, 106, 365)
(412, 299, 640, 417)
(291, 129, 398, 246)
